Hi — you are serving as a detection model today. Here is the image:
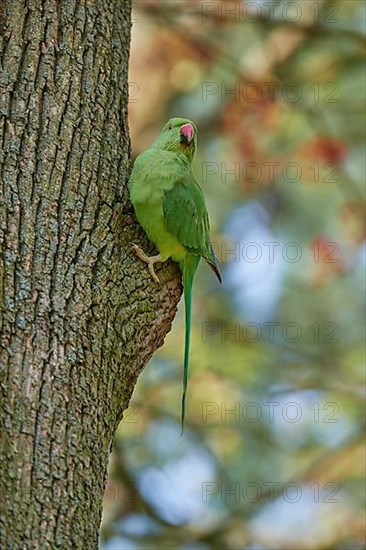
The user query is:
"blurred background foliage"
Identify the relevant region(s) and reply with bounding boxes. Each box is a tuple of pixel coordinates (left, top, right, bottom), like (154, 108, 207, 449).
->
(101, 1, 365, 548)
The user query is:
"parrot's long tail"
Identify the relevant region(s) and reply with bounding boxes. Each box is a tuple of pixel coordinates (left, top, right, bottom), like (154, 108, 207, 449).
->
(181, 254, 200, 435)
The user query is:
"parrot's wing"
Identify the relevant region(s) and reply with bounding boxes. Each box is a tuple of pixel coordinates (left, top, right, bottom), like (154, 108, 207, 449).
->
(163, 174, 221, 282)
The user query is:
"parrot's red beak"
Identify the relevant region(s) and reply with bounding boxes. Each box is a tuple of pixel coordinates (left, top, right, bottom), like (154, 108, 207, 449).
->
(180, 123, 194, 145)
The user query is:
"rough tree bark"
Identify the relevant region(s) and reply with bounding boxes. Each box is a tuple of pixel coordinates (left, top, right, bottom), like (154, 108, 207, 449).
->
(0, 1, 181, 547)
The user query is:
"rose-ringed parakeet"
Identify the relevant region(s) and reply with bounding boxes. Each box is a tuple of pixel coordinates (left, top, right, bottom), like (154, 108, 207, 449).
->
(128, 117, 221, 433)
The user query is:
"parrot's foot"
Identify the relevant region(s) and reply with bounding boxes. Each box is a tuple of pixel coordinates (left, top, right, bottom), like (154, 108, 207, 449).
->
(131, 243, 163, 284)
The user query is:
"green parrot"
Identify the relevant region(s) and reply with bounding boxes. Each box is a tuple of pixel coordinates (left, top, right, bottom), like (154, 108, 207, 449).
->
(128, 117, 221, 433)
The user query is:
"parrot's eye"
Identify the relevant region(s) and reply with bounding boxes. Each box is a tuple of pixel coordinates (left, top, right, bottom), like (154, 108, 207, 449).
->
(168, 124, 173, 130)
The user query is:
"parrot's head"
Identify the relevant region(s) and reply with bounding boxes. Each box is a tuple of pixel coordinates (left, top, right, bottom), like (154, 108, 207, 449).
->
(154, 117, 197, 162)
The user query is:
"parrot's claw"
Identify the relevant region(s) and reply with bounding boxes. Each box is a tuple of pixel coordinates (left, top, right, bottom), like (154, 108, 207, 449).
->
(131, 243, 162, 284)
(148, 263, 161, 285)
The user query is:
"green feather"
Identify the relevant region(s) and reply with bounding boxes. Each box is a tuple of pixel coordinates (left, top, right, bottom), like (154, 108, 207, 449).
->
(180, 254, 200, 435)
(129, 117, 221, 433)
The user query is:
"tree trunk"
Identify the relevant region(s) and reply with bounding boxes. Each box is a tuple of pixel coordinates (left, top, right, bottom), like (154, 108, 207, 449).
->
(0, 1, 181, 547)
